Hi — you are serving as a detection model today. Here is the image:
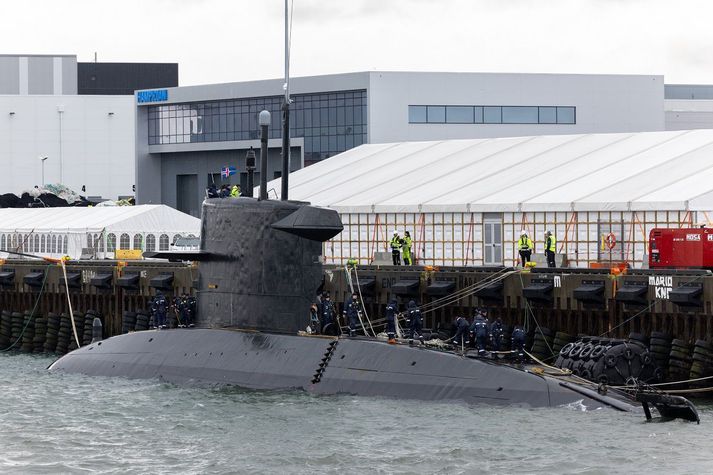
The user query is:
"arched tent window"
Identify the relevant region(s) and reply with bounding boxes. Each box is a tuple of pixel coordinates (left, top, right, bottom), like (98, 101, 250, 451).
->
(1, 234, 5, 250)
(133, 233, 143, 250)
(159, 234, 169, 251)
(51, 235, 57, 254)
(107, 233, 116, 252)
(145, 234, 156, 252)
(11, 234, 17, 249)
(97, 234, 105, 253)
(172, 234, 182, 245)
(120, 233, 130, 250)
(87, 234, 93, 249)
(187, 234, 196, 238)
(62, 236, 68, 254)
(41, 235, 46, 253)
(33, 235, 39, 252)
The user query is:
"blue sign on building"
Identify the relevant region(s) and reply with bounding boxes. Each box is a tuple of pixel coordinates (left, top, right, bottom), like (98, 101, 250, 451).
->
(137, 89, 168, 103)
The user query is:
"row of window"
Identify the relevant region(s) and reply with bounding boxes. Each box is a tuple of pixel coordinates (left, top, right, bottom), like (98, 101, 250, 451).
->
(147, 90, 368, 162)
(0, 233, 193, 255)
(408, 105, 576, 125)
(1, 234, 69, 254)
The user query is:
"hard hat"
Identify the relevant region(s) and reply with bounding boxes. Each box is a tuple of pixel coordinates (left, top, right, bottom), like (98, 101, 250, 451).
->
(393, 230, 398, 235)
(546, 230, 552, 235)
(520, 230, 527, 236)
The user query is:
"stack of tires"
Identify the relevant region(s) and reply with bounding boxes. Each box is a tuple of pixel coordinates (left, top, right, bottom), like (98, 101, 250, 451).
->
(135, 310, 150, 331)
(552, 332, 575, 355)
(0, 310, 12, 349)
(10, 312, 23, 346)
(122, 311, 137, 334)
(33, 315, 47, 353)
(20, 312, 35, 353)
(647, 332, 672, 378)
(55, 313, 72, 355)
(668, 339, 693, 386)
(44, 313, 60, 353)
(83, 311, 99, 345)
(530, 327, 555, 361)
(628, 332, 648, 349)
(689, 340, 713, 391)
(67, 313, 84, 352)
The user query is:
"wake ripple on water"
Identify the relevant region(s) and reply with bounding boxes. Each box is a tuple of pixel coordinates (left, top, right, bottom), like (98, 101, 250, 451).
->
(0, 353, 710, 474)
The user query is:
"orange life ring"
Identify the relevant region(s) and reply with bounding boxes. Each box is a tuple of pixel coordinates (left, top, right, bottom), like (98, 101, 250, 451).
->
(605, 233, 616, 250)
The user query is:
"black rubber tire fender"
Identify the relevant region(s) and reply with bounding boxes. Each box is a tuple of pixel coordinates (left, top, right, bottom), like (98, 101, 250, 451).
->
(559, 342, 575, 356)
(604, 353, 618, 368)
(579, 344, 595, 360)
(589, 345, 606, 360)
(568, 342, 585, 358)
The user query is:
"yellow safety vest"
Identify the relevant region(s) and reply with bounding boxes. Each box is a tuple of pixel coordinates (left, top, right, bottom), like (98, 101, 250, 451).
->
(390, 236, 401, 250)
(546, 236, 556, 252)
(402, 236, 412, 256)
(518, 237, 533, 251)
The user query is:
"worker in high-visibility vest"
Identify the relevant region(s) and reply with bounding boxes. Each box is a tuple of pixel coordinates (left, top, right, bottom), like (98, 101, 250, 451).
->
(389, 231, 402, 266)
(402, 231, 413, 265)
(518, 231, 533, 267)
(545, 230, 556, 268)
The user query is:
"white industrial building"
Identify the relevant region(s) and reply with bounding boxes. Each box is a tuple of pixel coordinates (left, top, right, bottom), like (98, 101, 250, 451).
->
(0, 205, 200, 260)
(265, 129, 713, 268)
(0, 94, 135, 199)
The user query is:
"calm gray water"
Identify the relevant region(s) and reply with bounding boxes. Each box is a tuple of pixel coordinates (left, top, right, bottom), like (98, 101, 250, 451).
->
(0, 353, 710, 475)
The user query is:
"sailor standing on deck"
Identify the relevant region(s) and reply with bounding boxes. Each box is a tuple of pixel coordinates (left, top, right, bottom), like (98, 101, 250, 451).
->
(407, 300, 422, 341)
(319, 292, 337, 334)
(390, 231, 402, 266)
(385, 299, 398, 343)
(511, 325, 526, 359)
(343, 292, 361, 337)
(518, 231, 533, 267)
(490, 317, 504, 351)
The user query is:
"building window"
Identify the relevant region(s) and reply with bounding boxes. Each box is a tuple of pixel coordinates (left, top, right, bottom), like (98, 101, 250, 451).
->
(408, 104, 577, 125)
(120, 233, 131, 250)
(107, 233, 116, 252)
(133, 233, 143, 250)
(147, 89, 368, 163)
(145, 234, 156, 252)
(408, 105, 427, 123)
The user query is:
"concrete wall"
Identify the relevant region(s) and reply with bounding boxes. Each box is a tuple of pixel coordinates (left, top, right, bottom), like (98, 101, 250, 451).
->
(367, 72, 665, 143)
(0, 55, 77, 95)
(0, 95, 134, 199)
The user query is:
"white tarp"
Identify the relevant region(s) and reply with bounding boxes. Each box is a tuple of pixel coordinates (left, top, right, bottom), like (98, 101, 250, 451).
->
(263, 129, 713, 213)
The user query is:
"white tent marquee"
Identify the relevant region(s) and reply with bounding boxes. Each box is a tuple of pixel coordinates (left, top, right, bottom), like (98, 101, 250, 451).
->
(0, 204, 200, 260)
(264, 129, 713, 268)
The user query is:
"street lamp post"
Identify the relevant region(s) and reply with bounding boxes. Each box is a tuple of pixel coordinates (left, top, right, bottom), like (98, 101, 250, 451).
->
(258, 110, 271, 200)
(40, 156, 48, 186)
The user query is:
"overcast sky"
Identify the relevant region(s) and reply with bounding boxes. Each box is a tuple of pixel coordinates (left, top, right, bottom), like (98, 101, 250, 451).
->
(3, 0, 713, 86)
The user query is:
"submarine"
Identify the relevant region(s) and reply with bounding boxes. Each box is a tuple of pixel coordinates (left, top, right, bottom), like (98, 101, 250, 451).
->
(48, 180, 700, 421)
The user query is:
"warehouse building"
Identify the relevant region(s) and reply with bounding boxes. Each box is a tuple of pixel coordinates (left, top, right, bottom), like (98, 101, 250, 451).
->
(263, 129, 713, 268)
(135, 71, 666, 216)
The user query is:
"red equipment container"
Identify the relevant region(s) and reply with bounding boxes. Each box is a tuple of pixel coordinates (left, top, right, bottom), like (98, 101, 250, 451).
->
(649, 228, 713, 269)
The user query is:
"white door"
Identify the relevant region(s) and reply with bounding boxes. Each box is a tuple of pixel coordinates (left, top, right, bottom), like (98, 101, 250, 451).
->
(484, 219, 503, 265)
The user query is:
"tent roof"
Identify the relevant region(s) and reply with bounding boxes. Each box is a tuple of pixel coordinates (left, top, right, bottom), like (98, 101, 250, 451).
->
(0, 204, 200, 234)
(266, 129, 713, 213)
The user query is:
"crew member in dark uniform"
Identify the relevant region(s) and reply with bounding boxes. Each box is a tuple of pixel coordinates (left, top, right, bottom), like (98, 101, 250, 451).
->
(471, 311, 489, 355)
(343, 292, 361, 337)
(490, 317, 504, 351)
(512, 325, 526, 360)
(450, 316, 470, 348)
(407, 300, 422, 341)
(385, 299, 398, 343)
(318, 292, 337, 334)
(151, 291, 168, 329)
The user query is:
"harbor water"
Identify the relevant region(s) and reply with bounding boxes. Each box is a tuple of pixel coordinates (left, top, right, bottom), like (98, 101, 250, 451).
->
(0, 353, 711, 474)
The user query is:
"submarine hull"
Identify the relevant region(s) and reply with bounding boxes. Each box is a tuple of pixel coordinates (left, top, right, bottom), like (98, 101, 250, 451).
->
(48, 329, 639, 411)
